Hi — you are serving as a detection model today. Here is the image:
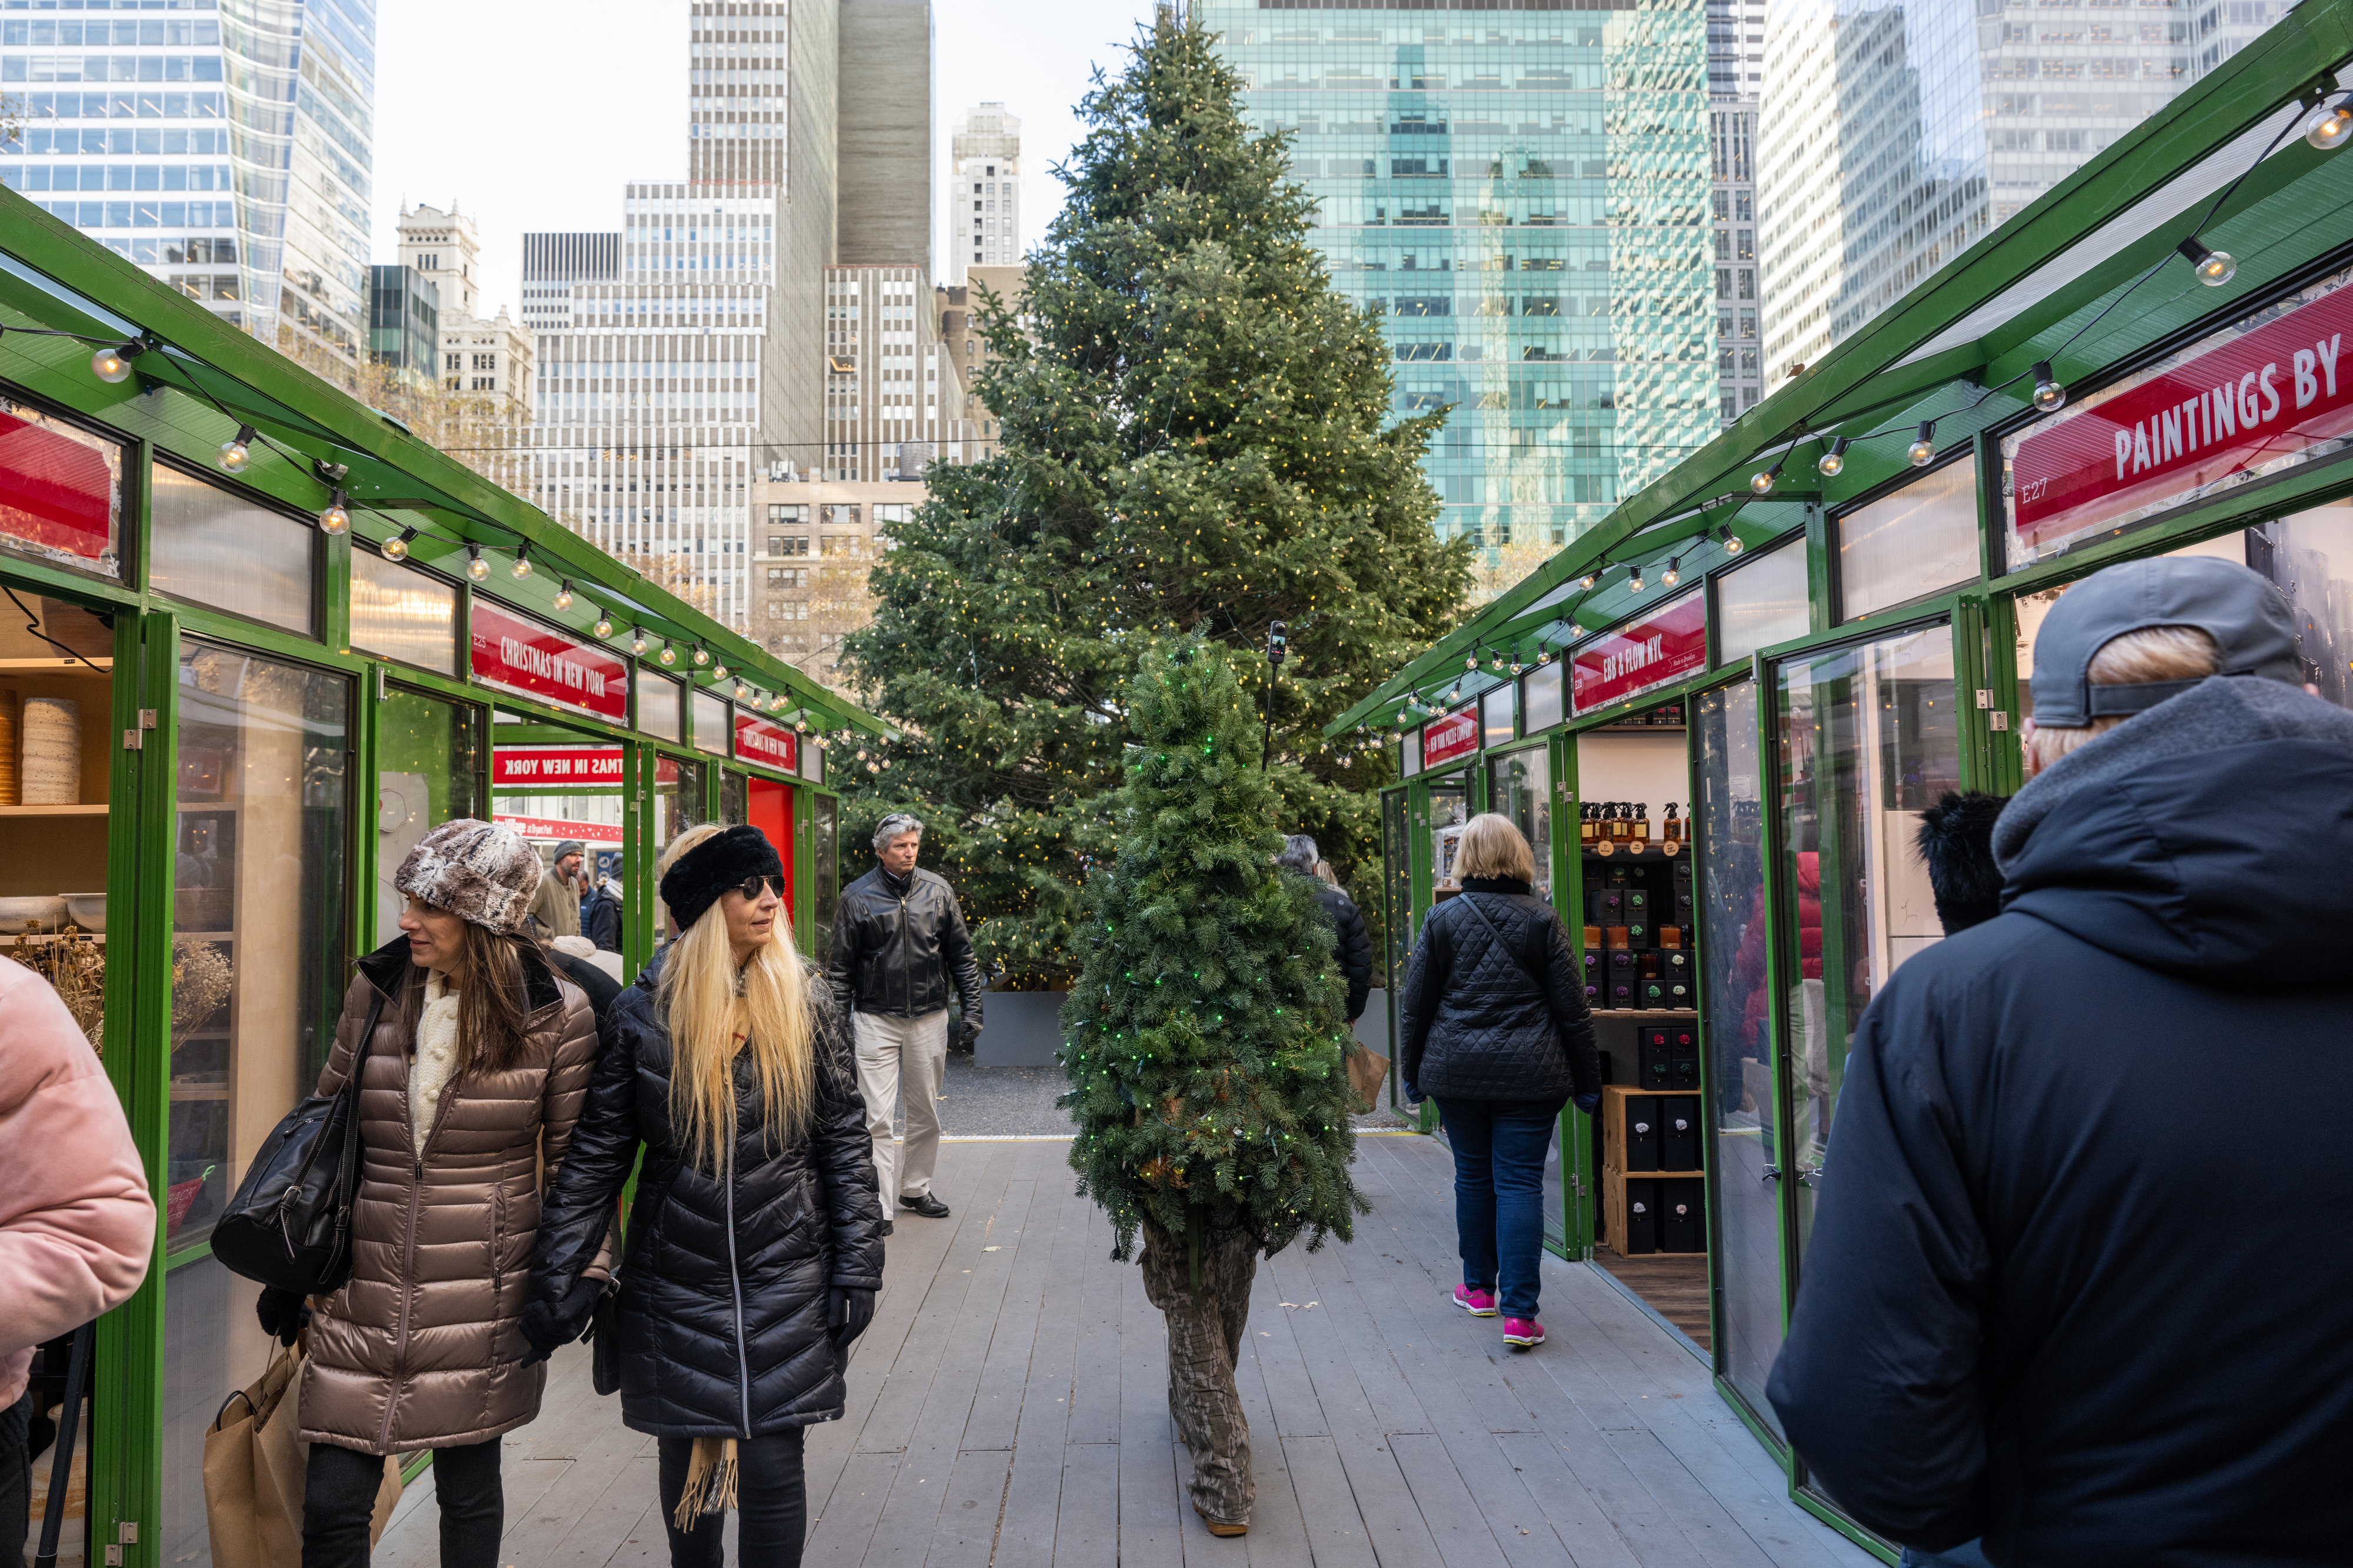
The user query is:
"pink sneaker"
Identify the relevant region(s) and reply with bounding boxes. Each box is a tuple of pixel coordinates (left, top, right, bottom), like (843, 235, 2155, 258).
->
(1452, 1284, 1498, 1317)
(1503, 1317, 1545, 1349)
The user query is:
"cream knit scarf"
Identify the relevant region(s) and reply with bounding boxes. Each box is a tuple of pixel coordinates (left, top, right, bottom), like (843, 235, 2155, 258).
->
(410, 970, 462, 1135)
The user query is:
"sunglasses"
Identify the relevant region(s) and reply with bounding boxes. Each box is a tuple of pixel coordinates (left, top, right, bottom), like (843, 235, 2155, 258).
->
(731, 874, 786, 901)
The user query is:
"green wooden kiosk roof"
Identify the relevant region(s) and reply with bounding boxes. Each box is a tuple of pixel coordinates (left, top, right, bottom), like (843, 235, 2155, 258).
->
(0, 189, 889, 739)
(1328, 0, 2353, 736)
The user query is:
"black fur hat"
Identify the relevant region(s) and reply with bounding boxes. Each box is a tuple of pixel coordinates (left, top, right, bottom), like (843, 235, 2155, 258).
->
(1915, 791, 2009, 935)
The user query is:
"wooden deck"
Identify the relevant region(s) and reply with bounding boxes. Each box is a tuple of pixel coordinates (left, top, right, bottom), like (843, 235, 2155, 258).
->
(378, 1135, 1872, 1567)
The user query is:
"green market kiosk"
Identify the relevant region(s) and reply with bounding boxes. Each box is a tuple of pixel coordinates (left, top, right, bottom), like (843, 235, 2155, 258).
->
(0, 192, 882, 1568)
(1346, 14, 2353, 1554)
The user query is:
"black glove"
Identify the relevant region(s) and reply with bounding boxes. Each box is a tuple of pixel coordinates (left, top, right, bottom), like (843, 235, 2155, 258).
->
(520, 1275, 605, 1366)
(1573, 1092, 1601, 1116)
(960, 1018, 983, 1046)
(255, 1287, 309, 1347)
(827, 1287, 876, 1348)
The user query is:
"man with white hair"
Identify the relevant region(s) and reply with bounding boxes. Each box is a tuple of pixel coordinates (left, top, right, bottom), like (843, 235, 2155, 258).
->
(828, 812, 986, 1228)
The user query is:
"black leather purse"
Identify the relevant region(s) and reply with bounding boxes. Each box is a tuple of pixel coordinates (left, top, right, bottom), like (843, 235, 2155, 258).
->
(211, 986, 387, 1295)
(590, 1273, 622, 1396)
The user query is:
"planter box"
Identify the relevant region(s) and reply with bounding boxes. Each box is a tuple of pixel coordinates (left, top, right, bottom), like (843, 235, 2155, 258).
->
(976, 988, 1068, 1067)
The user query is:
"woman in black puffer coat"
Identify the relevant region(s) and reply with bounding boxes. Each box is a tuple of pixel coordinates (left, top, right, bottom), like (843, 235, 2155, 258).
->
(525, 825, 884, 1568)
(1397, 813, 1599, 1350)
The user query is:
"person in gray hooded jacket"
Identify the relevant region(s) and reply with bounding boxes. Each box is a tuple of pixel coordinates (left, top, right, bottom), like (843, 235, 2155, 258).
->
(1767, 556, 2353, 1567)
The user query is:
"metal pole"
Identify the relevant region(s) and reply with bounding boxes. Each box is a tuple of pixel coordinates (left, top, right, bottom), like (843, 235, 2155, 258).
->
(34, 1321, 93, 1568)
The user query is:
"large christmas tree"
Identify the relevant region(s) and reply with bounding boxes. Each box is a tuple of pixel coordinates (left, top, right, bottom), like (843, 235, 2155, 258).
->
(840, 11, 1471, 985)
(1060, 640, 1364, 1260)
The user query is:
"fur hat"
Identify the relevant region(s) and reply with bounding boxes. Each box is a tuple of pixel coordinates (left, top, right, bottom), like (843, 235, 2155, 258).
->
(395, 819, 543, 935)
(1915, 791, 2009, 935)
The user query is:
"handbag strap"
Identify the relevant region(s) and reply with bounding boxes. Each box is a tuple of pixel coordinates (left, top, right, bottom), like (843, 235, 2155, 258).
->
(1458, 893, 1544, 990)
(325, 985, 391, 1238)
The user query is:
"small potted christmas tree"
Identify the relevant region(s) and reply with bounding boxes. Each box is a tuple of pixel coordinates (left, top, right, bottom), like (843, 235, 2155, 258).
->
(1059, 638, 1364, 1536)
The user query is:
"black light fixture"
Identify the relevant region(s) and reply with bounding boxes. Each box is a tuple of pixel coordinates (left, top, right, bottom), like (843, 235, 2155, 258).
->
(1749, 456, 1784, 495)
(1817, 436, 1851, 478)
(593, 610, 616, 639)
(629, 626, 649, 654)
(1661, 556, 1682, 588)
(217, 424, 257, 473)
(1907, 421, 1938, 467)
(1719, 525, 1745, 556)
(510, 542, 533, 580)
(553, 578, 574, 610)
(89, 340, 144, 383)
(465, 543, 489, 580)
(2031, 361, 2067, 413)
(319, 490, 351, 535)
(2305, 76, 2351, 150)
(383, 525, 419, 561)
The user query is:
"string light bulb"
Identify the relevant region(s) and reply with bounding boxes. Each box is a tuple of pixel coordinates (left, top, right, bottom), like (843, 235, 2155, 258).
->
(465, 543, 488, 579)
(712, 663, 728, 681)
(734, 679, 751, 700)
(1628, 565, 1646, 593)
(90, 341, 142, 383)
(629, 626, 649, 654)
(2304, 95, 2352, 151)
(383, 526, 418, 562)
(692, 643, 711, 667)
(319, 491, 351, 536)
(1662, 557, 1681, 588)
(1720, 526, 1745, 556)
(1749, 459, 1781, 495)
(217, 425, 256, 474)
(593, 612, 614, 639)
(2177, 236, 2236, 287)
(1908, 422, 1938, 467)
(658, 642, 678, 666)
(509, 543, 532, 580)
(1537, 650, 1552, 665)
(1578, 572, 1598, 590)
(2031, 361, 2067, 413)
(1464, 653, 1478, 672)
(1817, 436, 1850, 478)
(553, 579, 574, 610)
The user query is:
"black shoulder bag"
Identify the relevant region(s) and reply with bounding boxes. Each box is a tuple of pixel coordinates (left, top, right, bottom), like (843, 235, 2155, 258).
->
(211, 984, 389, 1295)
(1458, 892, 1545, 989)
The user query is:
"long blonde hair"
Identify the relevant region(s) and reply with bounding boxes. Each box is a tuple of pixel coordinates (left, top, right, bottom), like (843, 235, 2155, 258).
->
(655, 823, 819, 1171)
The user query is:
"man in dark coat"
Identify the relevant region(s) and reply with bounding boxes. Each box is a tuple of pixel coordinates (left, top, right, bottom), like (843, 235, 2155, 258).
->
(1277, 835, 1372, 1022)
(1767, 556, 2353, 1566)
(828, 812, 986, 1225)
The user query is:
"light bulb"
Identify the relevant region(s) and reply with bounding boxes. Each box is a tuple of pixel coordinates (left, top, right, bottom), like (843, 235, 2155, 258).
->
(1907, 422, 1937, 467)
(2305, 101, 2352, 151)
(2031, 361, 2067, 412)
(510, 549, 532, 581)
(1817, 437, 1849, 478)
(1628, 569, 1645, 593)
(1464, 655, 1478, 672)
(1489, 654, 1504, 672)
(1661, 558, 1681, 588)
(218, 425, 256, 473)
(734, 680, 751, 700)
(866, 761, 880, 774)
(2177, 236, 2236, 287)
(793, 718, 808, 732)
(658, 643, 678, 666)
(554, 580, 574, 610)
(1749, 466, 1777, 495)
(1509, 662, 1524, 676)
(1724, 532, 1744, 556)
(319, 491, 351, 535)
(90, 342, 141, 383)
(384, 526, 416, 561)
(594, 614, 615, 639)
(1537, 650, 1551, 665)
(1579, 573, 1597, 590)
(465, 544, 489, 579)
(692, 644, 711, 667)
(712, 663, 728, 681)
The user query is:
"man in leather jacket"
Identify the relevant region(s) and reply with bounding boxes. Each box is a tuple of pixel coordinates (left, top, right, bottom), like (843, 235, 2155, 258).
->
(828, 812, 985, 1223)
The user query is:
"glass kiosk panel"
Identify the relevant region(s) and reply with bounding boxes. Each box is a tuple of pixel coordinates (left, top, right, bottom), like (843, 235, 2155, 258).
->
(1694, 678, 1784, 1434)
(1485, 745, 1554, 900)
(1774, 625, 1958, 1263)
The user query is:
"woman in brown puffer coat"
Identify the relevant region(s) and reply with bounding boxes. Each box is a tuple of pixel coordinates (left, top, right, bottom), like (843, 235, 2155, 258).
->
(252, 819, 601, 1568)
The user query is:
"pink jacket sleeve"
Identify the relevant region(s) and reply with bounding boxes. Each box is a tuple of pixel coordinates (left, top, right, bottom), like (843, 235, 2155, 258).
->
(0, 958, 156, 1406)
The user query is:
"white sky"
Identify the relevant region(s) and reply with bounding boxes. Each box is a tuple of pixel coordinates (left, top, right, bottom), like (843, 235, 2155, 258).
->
(369, 0, 1162, 321)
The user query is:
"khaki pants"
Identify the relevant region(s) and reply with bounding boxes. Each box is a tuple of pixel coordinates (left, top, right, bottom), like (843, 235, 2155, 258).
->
(1138, 1219, 1258, 1527)
(854, 1009, 948, 1205)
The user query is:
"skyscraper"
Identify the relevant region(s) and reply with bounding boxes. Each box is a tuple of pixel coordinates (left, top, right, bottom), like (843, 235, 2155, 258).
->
(1708, 0, 1764, 423)
(949, 102, 1021, 282)
(0, 0, 376, 373)
(1196, 2, 1718, 554)
(1755, 0, 2287, 382)
(837, 0, 932, 274)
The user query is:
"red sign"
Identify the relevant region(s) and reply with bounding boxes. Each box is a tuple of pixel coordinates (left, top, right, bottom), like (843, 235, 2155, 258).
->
(2013, 280, 2353, 548)
(468, 599, 629, 723)
(1572, 590, 1707, 713)
(1422, 708, 1479, 768)
(493, 746, 623, 786)
(493, 813, 624, 845)
(0, 409, 116, 563)
(733, 712, 798, 773)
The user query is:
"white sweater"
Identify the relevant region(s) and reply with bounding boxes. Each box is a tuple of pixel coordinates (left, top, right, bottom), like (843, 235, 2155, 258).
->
(411, 971, 462, 1136)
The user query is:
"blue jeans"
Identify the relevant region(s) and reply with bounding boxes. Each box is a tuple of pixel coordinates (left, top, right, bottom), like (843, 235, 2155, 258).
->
(1436, 1096, 1565, 1320)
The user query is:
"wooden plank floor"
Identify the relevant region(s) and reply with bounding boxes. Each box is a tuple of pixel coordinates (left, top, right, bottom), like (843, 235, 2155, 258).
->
(1592, 1254, 1714, 1353)
(377, 1136, 1872, 1567)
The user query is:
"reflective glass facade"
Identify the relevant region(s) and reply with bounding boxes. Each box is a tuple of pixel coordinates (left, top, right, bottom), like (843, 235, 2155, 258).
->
(1198, 1, 1718, 553)
(1755, 0, 2284, 382)
(0, 0, 376, 371)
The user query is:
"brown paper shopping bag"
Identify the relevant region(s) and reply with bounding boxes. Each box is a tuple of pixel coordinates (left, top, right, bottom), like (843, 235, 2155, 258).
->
(205, 1341, 402, 1568)
(1345, 1040, 1390, 1113)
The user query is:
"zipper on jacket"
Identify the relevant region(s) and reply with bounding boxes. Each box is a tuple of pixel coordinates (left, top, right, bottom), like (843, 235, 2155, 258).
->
(378, 1028, 461, 1452)
(721, 1135, 753, 1436)
(896, 893, 910, 1014)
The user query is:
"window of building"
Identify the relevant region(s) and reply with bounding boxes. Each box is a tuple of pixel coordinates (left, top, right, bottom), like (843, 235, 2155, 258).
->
(149, 463, 315, 635)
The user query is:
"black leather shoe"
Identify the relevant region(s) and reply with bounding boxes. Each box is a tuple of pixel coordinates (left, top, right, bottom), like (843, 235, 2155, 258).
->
(899, 1193, 951, 1219)
(879, 1219, 894, 1236)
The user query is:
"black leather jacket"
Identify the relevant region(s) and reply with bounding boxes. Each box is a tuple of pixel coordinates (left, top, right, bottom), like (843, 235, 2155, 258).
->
(826, 865, 985, 1025)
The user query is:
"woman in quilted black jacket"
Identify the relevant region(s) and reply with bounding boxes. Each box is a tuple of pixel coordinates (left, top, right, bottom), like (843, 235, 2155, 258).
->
(1397, 813, 1600, 1349)
(525, 824, 886, 1567)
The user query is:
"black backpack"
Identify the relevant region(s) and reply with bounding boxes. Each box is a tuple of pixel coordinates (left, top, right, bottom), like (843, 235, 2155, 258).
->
(209, 986, 387, 1295)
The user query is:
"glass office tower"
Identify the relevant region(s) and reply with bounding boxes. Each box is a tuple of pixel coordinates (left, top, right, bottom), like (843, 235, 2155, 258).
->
(1198, 1, 1717, 553)
(0, 0, 377, 372)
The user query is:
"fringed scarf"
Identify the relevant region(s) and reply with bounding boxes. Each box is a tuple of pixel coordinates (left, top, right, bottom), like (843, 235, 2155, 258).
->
(671, 1437, 739, 1529)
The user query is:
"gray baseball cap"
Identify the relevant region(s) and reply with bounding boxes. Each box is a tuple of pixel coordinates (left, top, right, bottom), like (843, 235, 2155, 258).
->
(2029, 555, 2299, 728)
